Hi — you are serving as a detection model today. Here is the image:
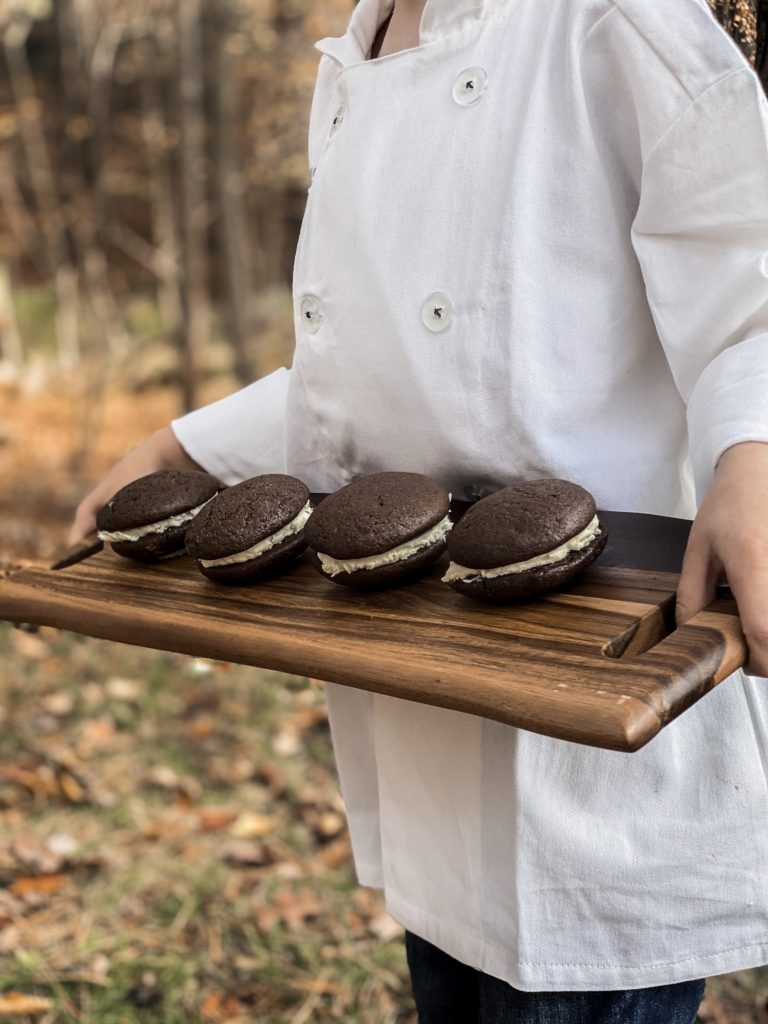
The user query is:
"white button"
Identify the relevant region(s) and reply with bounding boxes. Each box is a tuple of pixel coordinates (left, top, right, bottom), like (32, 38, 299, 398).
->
(421, 292, 453, 333)
(452, 67, 488, 106)
(300, 295, 323, 334)
(761, 252, 768, 279)
(330, 106, 344, 135)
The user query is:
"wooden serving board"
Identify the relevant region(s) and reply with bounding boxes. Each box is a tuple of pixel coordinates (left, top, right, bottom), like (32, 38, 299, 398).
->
(0, 509, 747, 752)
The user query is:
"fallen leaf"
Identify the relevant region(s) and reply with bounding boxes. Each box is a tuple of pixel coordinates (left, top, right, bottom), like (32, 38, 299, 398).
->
(368, 911, 404, 942)
(88, 953, 110, 980)
(77, 716, 116, 757)
(9, 630, 49, 661)
(271, 730, 301, 758)
(293, 977, 351, 997)
(186, 714, 215, 741)
(199, 807, 239, 832)
(46, 833, 78, 857)
(146, 765, 179, 790)
(40, 691, 74, 716)
(145, 766, 201, 800)
(253, 887, 324, 932)
(201, 992, 244, 1022)
(222, 840, 273, 868)
(10, 873, 67, 898)
(0, 993, 53, 1016)
(317, 836, 351, 869)
(105, 677, 141, 701)
(201, 993, 223, 1019)
(229, 812, 275, 840)
(0, 892, 23, 921)
(292, 706, 329, 732)
(57, 769, 87, 804)
(252, 762, 285, 795)
(80, 683, 105, 708)
(273, 861, 302, 879)
(313, 811, 345, 840)
(209, 757, 257, 787)
(10, 838, 61, 874)
(0, 925, 20, 953)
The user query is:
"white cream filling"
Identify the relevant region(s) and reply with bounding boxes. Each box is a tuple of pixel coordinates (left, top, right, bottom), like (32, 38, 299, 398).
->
(442, 515, 601, 583)
(199, 501, 313, 567)
(317, 512, 453, 577)
(98, 500, 212, 543)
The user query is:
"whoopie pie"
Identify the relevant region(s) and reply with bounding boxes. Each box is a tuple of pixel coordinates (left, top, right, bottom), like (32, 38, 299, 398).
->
(184, 474, 312, 584)
(304, 471, 452, 589)
(443, 478, 607, 601)
(96, 469, 222, 562)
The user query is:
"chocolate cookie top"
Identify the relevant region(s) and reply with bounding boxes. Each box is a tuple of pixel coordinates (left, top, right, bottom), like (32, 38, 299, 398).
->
(304, 472, 450, 559)
(96, 469, 222, 532)
(447, 479, 598, 569)
(185, 474, 310, 560)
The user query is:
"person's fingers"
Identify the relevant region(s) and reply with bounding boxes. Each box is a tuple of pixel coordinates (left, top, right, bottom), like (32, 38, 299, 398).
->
(67, 499, 98, 546)
(675, 529, 721, 627)
(66, 453, 151, 546)
(720, 548, 768, 678)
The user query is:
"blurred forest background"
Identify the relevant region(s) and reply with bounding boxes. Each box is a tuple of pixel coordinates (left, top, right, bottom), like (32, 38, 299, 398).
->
(0, 0, 353, 561)
(0, 0, 763, 560)
(0, 1, 766, 1022)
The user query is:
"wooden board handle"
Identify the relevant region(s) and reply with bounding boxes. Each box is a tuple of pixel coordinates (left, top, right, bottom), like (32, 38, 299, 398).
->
(629, 604, 748, 723)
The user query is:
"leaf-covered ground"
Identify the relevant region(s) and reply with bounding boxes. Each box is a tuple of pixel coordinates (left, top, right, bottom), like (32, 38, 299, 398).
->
(2, 373, 768, 1022)
(0, 626, 414, 1023)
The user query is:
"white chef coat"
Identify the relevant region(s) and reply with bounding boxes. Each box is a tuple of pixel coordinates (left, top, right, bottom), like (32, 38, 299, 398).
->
(172, 0, 768, 992)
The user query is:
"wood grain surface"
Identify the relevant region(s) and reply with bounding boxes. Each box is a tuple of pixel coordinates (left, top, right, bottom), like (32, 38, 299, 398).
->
(0, 521, 748, 752)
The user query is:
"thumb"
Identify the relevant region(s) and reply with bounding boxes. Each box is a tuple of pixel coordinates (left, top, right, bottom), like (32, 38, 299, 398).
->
(67, 505, 98, 546)
(675, 532, 721, 627)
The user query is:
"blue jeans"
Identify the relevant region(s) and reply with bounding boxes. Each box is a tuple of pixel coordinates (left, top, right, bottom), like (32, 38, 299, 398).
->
(405, 932, 706, 1024)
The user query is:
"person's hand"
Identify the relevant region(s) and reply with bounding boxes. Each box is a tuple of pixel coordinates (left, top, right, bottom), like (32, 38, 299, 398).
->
(68, 426, 206, 546)
(676, 440, 768, 677)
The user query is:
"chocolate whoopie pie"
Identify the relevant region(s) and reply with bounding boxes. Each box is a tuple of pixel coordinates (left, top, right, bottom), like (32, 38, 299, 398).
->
(304, 471, 452, 589)
(443, 479, 607, 601)
(185, 474, 311, 584)
(96, 469, 222, 562)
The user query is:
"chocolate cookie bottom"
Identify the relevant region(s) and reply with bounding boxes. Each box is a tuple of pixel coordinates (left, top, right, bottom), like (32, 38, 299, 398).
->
(447, 527, 608, 602)
(111, 523, 189, 563)
(311, 536, 447, 589)
(195, 533, 307, 585)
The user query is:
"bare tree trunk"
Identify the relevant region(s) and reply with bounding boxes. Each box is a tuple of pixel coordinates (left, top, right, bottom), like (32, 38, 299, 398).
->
(3, 18, 80, 368)
(212, 8, 255, 386)
(83, 20, 131, 360)
(0, 149, 37, 257)
(176, 0, 210, 412)
(0, 263, 24, 367)
(139, 35, 185, 349)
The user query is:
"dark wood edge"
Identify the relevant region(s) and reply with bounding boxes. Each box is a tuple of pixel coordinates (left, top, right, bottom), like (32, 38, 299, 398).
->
(50, 533, 103, 571)
(0, 573, 665, 751)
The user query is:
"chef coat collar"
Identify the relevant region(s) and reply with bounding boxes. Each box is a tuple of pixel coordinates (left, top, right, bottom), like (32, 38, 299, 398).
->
(314, 0, 502, 67)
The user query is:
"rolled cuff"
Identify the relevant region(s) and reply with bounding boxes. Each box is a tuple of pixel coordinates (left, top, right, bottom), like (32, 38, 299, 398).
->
(170, 366, 291, 485)
(687, 332, 768, 504)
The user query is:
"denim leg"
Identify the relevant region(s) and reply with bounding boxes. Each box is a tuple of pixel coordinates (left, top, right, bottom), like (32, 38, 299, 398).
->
(406, 930, 480, 1024)
(478, 973, 706, 1024)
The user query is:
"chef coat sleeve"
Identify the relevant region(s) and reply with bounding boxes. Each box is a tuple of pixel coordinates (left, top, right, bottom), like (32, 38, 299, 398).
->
(169, 366, 290, 485)
(631, 66, 768, 505)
